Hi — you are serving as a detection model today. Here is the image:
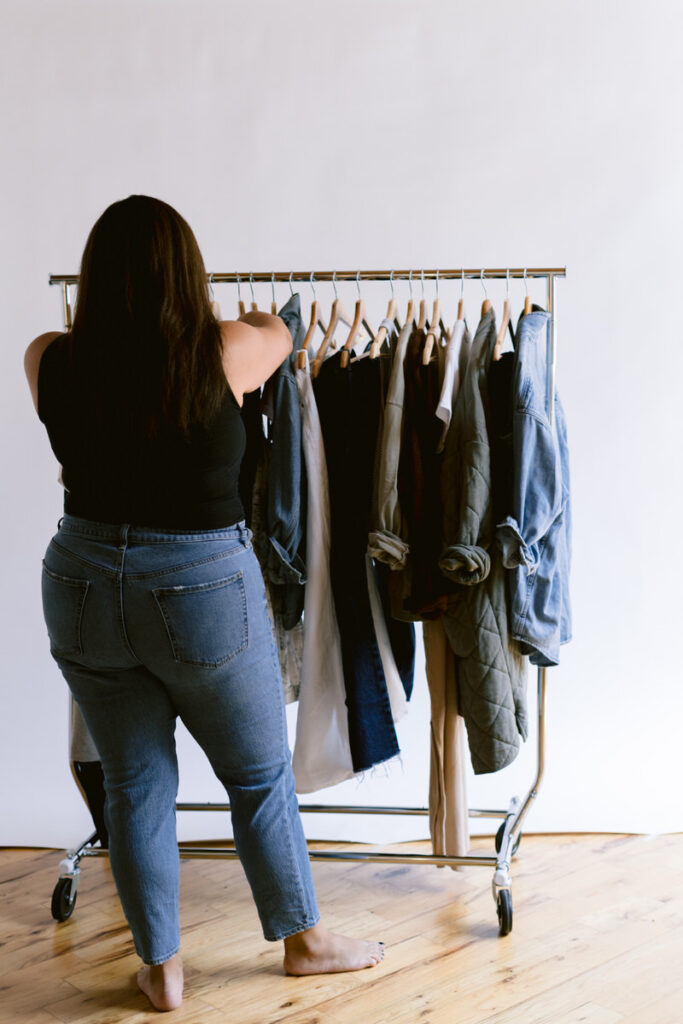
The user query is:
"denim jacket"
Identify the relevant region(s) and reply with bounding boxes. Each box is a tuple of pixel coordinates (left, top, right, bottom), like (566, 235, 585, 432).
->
(259, 293, 307, 629)
(495, 311, 572, 666)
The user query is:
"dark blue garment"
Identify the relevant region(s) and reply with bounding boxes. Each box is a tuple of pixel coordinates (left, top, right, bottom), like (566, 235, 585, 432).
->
(375, 561, 415, 700)
(495, 311, 572, 666)
(258, 294, 307, 629)
(314, 351, 400, 773)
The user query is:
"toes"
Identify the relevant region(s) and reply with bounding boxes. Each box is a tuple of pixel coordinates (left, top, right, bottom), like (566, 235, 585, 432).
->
(367, 940, 385, 966)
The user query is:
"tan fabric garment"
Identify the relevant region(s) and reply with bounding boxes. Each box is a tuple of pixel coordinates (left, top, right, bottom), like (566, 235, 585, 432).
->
(422, 618, 470, 865)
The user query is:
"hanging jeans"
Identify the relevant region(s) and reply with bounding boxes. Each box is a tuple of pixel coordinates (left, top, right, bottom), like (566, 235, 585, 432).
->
(41, 514, 319, 965)
(314, 352, 400, 772)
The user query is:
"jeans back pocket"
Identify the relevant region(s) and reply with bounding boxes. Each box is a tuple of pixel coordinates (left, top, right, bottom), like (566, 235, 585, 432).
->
(153, 570, 248, 667)
(41, 562, 90, 657)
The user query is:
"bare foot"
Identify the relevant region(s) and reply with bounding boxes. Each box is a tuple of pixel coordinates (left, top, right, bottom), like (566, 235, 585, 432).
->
(283, 922, 385, 976)
(136, 953, 184, 1011)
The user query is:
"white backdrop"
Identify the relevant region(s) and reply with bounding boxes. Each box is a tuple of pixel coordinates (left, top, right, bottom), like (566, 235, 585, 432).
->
(1, 0, 682, 847)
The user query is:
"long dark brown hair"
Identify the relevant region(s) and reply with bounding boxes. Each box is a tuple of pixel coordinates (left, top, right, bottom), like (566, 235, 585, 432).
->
(69, 195, 225, 438)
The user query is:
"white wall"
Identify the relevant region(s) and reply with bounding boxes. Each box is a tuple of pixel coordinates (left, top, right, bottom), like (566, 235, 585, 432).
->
(2, 0, 682, 848)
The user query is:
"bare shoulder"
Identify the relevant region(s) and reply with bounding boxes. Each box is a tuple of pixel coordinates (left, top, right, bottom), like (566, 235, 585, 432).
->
(218, 316, 293, 402)
(24, 331, 63, 411)
(25, 330, 63, 368)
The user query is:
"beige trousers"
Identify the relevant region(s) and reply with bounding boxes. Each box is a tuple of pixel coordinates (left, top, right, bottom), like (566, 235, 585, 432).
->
(423, 618, 470, 864)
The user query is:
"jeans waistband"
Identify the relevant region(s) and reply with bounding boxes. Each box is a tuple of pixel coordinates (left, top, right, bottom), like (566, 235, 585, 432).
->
(58, 513, 251, 546)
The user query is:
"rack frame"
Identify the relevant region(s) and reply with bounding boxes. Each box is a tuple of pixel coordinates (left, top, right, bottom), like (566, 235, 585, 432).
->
(47, 266, 564, 936)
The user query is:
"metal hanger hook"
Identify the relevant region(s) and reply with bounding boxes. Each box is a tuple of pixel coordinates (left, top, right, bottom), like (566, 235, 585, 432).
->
(435, 268, 439, 299)
(208, 273, 215, 301)
(389, 269, 395, 301)
(408, 269, 413, 300)
(236, 273, 242, 303)
(288, 271, 294, 296)
(309, 271, 317, 301)
(420, 269, 425, 299)
(356, 270, 361, 302)
(271, 272, 276, 307)
(506, 268, 510, 299)
(332, 271, 338, 302)
(480, 269, 488, 300)
(460, 267, 465, 298)
(249, 272, 255, 304)
(523, 267, 529, 297)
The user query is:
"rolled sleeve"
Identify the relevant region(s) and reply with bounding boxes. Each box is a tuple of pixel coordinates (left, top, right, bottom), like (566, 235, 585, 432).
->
(439, 543, 490, 585)
(367, 529, 410, 569)
(495, 516, 535, 572)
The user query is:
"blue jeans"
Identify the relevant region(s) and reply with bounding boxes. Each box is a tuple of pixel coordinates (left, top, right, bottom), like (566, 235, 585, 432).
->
(41, 514, 319, 964)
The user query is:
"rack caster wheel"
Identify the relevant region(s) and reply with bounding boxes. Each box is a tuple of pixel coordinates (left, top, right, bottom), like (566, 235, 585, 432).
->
(496, 890, 513, 936)
(495, 822, 521, 857)
(51, 877, 77, 921)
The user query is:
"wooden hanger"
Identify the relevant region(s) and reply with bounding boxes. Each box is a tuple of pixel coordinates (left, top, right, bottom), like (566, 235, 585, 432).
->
(298, 299, 329, 370)
(523, 269, 532, 314)
(492, 271, 511, 362)
(457, 268, 465, 323)
(270, 273, 278, 315)
(422, 273, 442, 365)
(369, 282, 399, 359)
(405, 270, 415, 328)
(298, 300, 319, 370)
(208, 275, 223, 320)
(418, 270, 427, 329)
(340, 293, 376, 368)
(492, 304, 510, 360)
(311, 275, 366, 377)
(236, 275, 246, 317)
(480, 270, 491, 317)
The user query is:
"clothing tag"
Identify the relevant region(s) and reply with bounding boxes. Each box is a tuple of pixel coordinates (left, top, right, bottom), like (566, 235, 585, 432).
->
(379, 317, 397, 337)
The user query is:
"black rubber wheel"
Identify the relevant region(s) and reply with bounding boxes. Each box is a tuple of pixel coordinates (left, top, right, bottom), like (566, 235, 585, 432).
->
(497, 890, 513, 936)
(495, 822, 521, 857)
(51, 877, 77, 922)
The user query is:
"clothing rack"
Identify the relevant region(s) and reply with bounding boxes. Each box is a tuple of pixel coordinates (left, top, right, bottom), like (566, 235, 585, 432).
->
(47, 266, 566, 936)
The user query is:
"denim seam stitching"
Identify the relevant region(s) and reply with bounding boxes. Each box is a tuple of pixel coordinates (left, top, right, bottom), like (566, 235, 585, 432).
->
(50, 539, 118, 580)
(126, 546, 246, 581)
(117, 547, 138, 659)
(42, 563, 90, 656)
(270, 629, 311, 935)
(51, 538, 248, 581)
(515, 527, 552, 631)
(59, 524, 248, 542)
(152, 572, 248, 667)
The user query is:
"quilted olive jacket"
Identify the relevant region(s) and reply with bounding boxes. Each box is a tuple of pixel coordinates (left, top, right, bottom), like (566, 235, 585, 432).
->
(439, 309, 527, 774)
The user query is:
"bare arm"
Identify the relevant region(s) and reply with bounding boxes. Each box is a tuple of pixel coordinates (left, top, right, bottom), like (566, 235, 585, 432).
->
(24, 332, 63, 414)
(220, 312, 293, 406)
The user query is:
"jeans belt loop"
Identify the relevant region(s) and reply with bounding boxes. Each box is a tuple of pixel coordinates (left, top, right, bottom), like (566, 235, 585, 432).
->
(118, 523, 130, 550)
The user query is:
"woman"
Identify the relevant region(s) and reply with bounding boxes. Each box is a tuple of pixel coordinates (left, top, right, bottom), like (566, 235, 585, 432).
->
(24, 195, 384, 1012)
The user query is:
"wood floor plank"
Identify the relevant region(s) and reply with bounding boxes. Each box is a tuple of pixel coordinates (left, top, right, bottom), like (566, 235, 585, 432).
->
(2, 836, 682, 1024)
(619, 986, 683, 1024)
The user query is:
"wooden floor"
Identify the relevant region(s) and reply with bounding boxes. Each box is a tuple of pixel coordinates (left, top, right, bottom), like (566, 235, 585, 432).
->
(1, 833, 682, 1023)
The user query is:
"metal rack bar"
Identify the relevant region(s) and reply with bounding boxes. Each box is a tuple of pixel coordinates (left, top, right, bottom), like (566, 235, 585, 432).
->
(175, 802, 509, 818)
(77, 845, 498, 868)
(49, 267, 566, 286)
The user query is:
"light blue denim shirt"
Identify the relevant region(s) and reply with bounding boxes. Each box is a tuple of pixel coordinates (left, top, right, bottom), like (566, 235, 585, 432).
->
(495, 311, 572, 667)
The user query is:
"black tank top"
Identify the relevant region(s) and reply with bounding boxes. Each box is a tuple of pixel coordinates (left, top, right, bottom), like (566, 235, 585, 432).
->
(38, 334, 246, 529)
